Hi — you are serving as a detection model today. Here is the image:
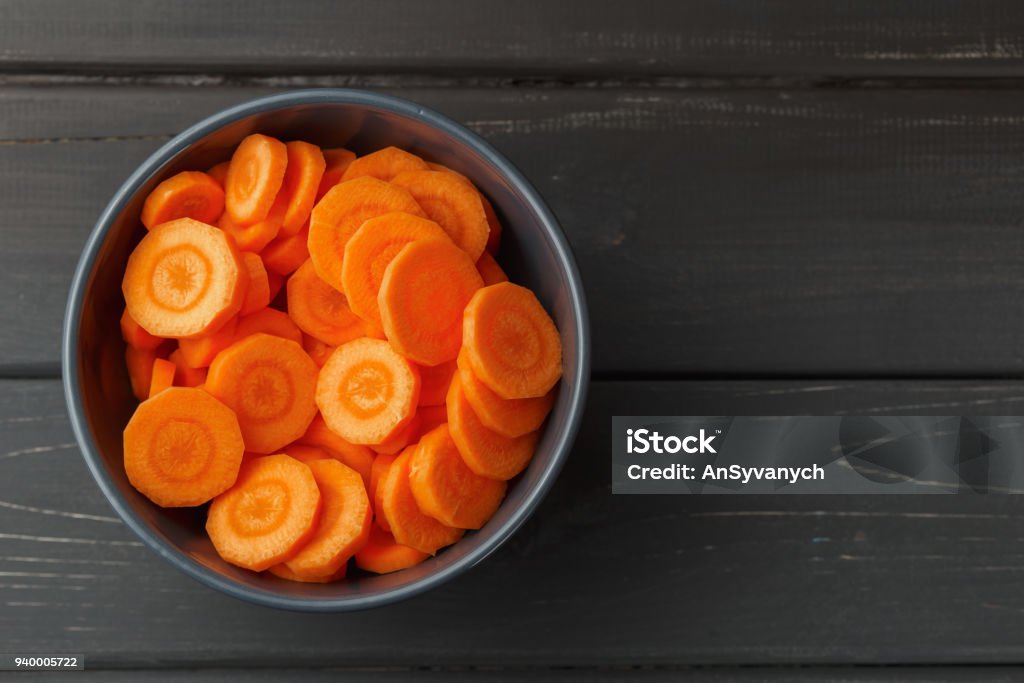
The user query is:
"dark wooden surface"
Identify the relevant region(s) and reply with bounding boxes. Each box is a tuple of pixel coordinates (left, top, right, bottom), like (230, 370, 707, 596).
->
(4, 2, 1024, 680)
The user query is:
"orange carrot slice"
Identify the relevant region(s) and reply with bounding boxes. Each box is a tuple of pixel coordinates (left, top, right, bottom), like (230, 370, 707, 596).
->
(481, 195, 502, 254)
(205, 333, 319, 453)
(233, 307, 303, 346)
(176, 317, 239, 369)
(410, 424, 506, 529)
(168, 348, 207, 387)
(225, 134, 288, 226)
(287, 259, 366, 345)
(240, 252, 271, 316)
(416, 404, 447, 440)
(283, 444, 332, 465)
(141, 171, 225, 231)
(355, 526, 428, 574)
(456, 348, 554, 438)
(417, 359, 456, 407)
(206, 161, 231, 188)
(266, 270, 285, 301)
(340, 146, 428, 183)
(316, 338, 420, 445)
(308, 177, 425, 292)
(369, 453, 397, 509)
(340, 211, 451, 326)
(315, 148, 357, 201)
(147, 358, 176, 398)
(207, 454, 321, 571)
(447, 374, 539, 480)
(218, 199, 284, 252)
(302, 334, 335, 368)
(379, 239, 483, 366)
(277, 141, 326, 236)
(123, 218, 247, 339)
(475, 251, 508, 286)
(126, 342, 170, 401)
(124, 387, 244, 507)
(371, 412, 421, 455)
(297, 414, 374, 488)
(373, 453, 393, 533)
(462, 282, 562, 399)
(268, 561, 347, 583)
(120, 308, 164, 350)
(378, 444, 463, 555)
(391, 170, 489, 261)
(261, 222, 310, 276)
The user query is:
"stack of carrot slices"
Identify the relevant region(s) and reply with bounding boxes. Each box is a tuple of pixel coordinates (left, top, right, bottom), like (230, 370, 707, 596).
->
(119, 136, 562, 582)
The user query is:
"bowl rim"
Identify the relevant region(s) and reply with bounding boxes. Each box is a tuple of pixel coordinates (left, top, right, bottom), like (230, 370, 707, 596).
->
(61, 88, 591, 611)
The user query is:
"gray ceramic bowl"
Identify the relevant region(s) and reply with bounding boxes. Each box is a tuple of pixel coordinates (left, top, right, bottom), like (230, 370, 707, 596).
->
(62, 90, 589, 611)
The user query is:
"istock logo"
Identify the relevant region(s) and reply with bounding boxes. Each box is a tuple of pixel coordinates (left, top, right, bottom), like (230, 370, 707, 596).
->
(626, 428, 717, 454)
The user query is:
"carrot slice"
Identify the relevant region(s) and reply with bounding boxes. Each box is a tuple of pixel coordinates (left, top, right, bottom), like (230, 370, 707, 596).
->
(481, 195, 502, 254)
(120, 308, 164, 350)
(218, 199, 284, 252)
(456, 348, 554, 438)
(475, 251, 508, 286)
(302, 333, 336, 368)
(316, 148, 357, 201)
(148, 358, 176, 398)
(205, 333, 319, 453)
(268, 561, 347, 583)
(447, 374, 539, 480)
(207, 454, 321, 571)
(277, 141, 326, 236)
(124, 387, 244, 507)
(287, 259, 366, 345)
(225, 134, 288, 226)
(372, 412, 421, 456)
(341, 211, 451, 326)
(266, 270, 285, 301)
(283, 444, 332, 465)
(379, 239, 483, 366)
(308, 177, 425, 292)
(261, 222, 310, 276)
(297, 414, 374, 487)
(340, 146, 428, 183)
(285, 459, 371, 578)
(416, 404, 448, 440)
(417, 359, 456, 407)
(168, 349, 207, 387)
(369, 453, 397, 508)
(123, 218, 247, 339)
(316, 338, 421, 446)
(391, 170, 489, 261)
(234, 307, 303, 346)
(462, 282, 562, 399)
(176, 317, 239, 369)
(206, 161, 231, 188)
(378, 444, 463, 555)
(372, 454, 393, 533)
(240, 252, 271, 316)
(426, 161, 472, 185)
(355, 526, 428, 574)
(141, 171, 225, 231)
(410, 424, 506, 529)
(126, 343, 170, 401)
(365, 320, 387, 340)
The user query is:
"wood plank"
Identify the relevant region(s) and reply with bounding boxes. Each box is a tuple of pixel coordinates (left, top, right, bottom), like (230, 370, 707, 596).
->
(7, 378, 1024, 666)
(6, 86, 1024, 374)
(3, 1, 1024, 78)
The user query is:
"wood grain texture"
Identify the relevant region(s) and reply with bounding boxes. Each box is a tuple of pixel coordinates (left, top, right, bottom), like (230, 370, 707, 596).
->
(6, 86, 1024, 374)
(2, 1, 1024, 78)
(6, 378, 1024, 667)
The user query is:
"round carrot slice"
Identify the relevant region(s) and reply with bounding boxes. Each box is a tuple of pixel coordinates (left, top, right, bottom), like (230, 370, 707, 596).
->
(120, 308, 164, 350)
(369, 453, 397, 508)
(283, 444, 332, 465)
(261, 222, 310, 276)
(340, 146, 428, 183)
(340, 212, 451, 326)
(462, 282, 562, 399)
(123, 218, 247, 339)
(297, 414, 375, 488)
(240, 252, 271, 316)
(417, 359, 456, 407)
(206, 161, 231, 188)
(475, 251, 508, 286)
(456, 348, 554, 438)
(124, 387, 244, 507)
(234, 307, 303, 346)
(372, 453, 394, 533)
(481, 195, 502, 254)
(446, 374, 539, 481)
(224, 134, 288, 226)
(176, 317, 239, 369)
(218, 199, 284, 252)
(287, 259, 366, 346)
(379, 445, 463, 555)
(268, 561, 347, 583)
(355, 526, 428, 574)
(302, 334, 335, 368)
(308, 177, 425, 292)
(147, 358, 176, 398)
(168, 349, 207, 387)
(316, 338, 420, 445)
(285, 459, 372, 578)
(205, 333, 319, 454)
(316, 148, 357, 201)
(141, 171, 225, 231)
(410, 424, 507, 530)
(391, 170, 490, 261)
(379, 239, 483, 366)
(277, 141, 326, 236)
(206, 454, 321, 571)
(371, 412, 421, 456)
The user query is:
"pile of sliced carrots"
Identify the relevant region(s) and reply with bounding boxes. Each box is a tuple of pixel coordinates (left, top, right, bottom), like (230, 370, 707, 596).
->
(118, 136, 562, 582)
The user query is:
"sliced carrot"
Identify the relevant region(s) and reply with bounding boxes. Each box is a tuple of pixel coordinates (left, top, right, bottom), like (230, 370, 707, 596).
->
(283, 444, 332, 465)
(287, 259, 366, 345)
(285, 459, 371, 578)
(218, 198, 284, 252)
(475, 251, 508, 286)
(266, 270, 286, 301)
(148, 358, 176, 398)
(302, 334, 336, 368)
(268, 561, 347, 583)
(447, 374, 539, 480)
(316, 148, 357, 201)
(277, 141, 326, 236)
(261, 222, 310, 276)
(123, 218, 247, 339)
(340, 211, 451, 326)
(224, 134, 288, 226)
(120, 308, 164, 350)
(416, 404, 447, 440)
(205, 333, 319, 453)
(391, 170, 489, 261)
(206, 161, 231, 188)
(340, 146, 428, 183)
(372, 454, 393, 533)
(410, 424, 506, 529)
(379, 239, 483, 366)
(240, 252, 271, 316)
(316, 338, 421, 446)
(233, 307, 303, 346)
(355, 526, 428, 574)
(369, 453, 397, 509)
(372, 412, 421, 455)
(207, 454, 321, 571)
(126, 345, 160, 401)
(141, 171, 225, 231)
(168, 349, 207, 387)
(124, 387, 244, 507)
(456, 348, 554, 438)
(297, 414, 375, 488)
(365, 320, 387, 340)
(481, 195, 502, 254)
(426, 161, 472, 185)
(176, 316, 239, 369)
(417, 359, 456, 407)
(378, 444, 463, 555)
(462, 282, 562, 399)
(307, 177, 425, 292)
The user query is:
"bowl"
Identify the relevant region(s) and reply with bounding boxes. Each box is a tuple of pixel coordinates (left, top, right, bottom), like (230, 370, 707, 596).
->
(61, 89, 590, 611)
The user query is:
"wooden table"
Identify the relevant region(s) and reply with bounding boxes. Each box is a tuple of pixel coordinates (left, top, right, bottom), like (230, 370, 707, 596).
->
(5, 2, 1024, 680)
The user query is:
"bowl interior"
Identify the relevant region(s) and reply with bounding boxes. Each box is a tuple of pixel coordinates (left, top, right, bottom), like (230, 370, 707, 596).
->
(70, 94, 586, 608)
